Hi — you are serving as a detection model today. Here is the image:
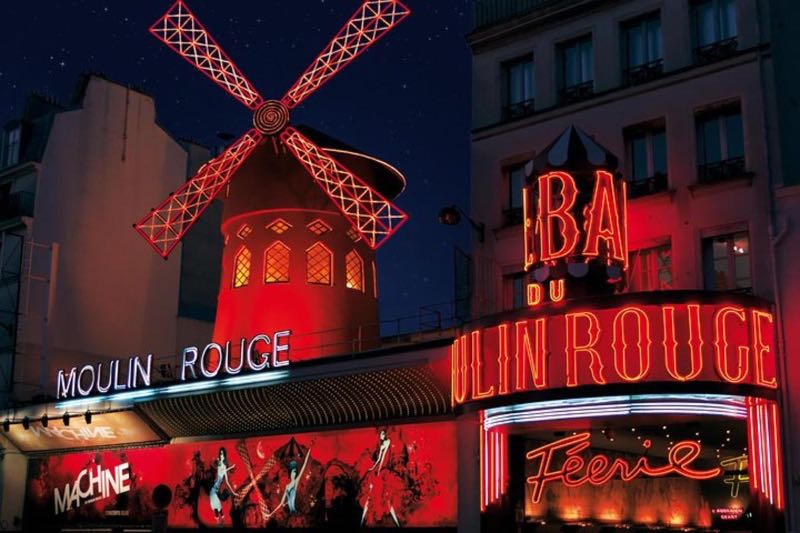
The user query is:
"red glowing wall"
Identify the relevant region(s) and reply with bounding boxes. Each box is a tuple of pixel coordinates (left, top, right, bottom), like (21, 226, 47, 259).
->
(24, 421, 457, 529)
(212, 137, 406, 362)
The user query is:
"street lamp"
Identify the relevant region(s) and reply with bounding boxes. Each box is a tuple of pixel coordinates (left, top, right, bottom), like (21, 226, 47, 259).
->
(438, 205, 485, 243)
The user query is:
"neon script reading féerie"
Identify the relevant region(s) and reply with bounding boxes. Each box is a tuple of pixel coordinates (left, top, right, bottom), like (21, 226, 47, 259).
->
(526, 432, 721, 503)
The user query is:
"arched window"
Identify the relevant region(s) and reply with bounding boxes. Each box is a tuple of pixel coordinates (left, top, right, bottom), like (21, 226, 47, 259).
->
(306, 242, 333, 285)
(233, 247, 252, 288)
(265, 241, 290, 283)
(345, 250, 364, 292)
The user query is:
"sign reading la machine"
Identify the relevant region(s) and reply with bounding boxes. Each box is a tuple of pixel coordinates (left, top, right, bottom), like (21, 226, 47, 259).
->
(55, 331, 291, 400)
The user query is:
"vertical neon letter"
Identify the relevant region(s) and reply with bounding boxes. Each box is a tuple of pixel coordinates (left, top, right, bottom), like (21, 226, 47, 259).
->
(537, 172, 580, 262)
(565, 312, 605, 386)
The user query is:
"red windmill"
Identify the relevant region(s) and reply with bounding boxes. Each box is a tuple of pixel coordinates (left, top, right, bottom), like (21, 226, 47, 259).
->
(134, 0, 410, 258)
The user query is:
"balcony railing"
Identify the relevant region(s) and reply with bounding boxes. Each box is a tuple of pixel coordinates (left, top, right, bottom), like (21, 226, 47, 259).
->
(473, 0, 566, 29)
(560, 80, 594, 105)
(502, 98, 536, 121)
(697, 157, 746, 184)
(694, 37, 738, 64)
(502, 207, 524, 227)
(624, 59, 664, 86)
(628, 173, 669, 198)
(0, 192, 34, 220)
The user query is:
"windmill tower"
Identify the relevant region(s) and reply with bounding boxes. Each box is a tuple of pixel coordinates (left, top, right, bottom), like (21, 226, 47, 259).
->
(134, 1, 410, 360)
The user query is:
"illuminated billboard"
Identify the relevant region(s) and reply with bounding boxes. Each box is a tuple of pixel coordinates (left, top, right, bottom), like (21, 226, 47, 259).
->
(25, 421, 457, 529)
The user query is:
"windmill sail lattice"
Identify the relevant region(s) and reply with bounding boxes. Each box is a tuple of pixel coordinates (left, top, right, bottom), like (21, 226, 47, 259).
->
(134, 130, 261, 258)
(135, 0, 410, 258)
(282, 0, 413, 109)
(282, 127, 407, 248)
(150, 1, 263, 109)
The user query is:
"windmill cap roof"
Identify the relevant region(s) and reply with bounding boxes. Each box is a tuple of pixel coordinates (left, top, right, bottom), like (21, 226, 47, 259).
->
(296, 124, 406, 199)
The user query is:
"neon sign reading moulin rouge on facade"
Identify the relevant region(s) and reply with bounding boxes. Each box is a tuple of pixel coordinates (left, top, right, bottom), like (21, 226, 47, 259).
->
(452, 301, 776, 405)
(56, 331, 291, 399)
(526, 432, 721, 504)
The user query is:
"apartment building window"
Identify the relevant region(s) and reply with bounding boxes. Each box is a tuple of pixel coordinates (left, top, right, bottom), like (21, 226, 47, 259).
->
(628, 244, 672, 292)
(558, 35, 594, 104)
(2, 127, 21, 168)
(702, 231, 751, 292)
(622, 12, 663, 85)
(503, 164, 526, 226)
(504, 272, 528, 310)
(696, 103, 745, 183)
(503, 55, 535, 120)
(624, 122, 668, 197)
(692, 0, 738, 63)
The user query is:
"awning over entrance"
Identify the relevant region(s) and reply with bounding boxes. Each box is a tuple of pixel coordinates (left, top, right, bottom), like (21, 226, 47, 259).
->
(138, 361, 450, 437)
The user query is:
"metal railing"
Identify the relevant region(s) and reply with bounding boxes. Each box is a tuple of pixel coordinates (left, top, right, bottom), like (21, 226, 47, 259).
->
(474, 0, 571, 29)
(628, 173, 669, 198)
(502, 98, 536, 121)
(150, 298, 470, 384)
(624, 59, 664, 86)
(560, 80, 594, 105)
(694, 37, 738, 64)
(697, 157, 746, 184)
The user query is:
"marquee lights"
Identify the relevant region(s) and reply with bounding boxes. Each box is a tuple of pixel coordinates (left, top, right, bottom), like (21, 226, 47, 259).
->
(480, 394, 750, 509)
(451, 301, 776, 406)
(482, 394, 748, 430)
(525, 432, 722, 504)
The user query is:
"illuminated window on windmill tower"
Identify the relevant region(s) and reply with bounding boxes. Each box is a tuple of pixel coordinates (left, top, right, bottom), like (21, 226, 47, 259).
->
(345, 250, 364, 291)
(306, 242, 333, 285)
(264, 242, 290, 283)
(233, 247, 252, 288)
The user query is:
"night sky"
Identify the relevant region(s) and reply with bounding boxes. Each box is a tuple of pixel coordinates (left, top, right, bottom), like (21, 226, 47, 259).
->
(0, 1, 473, 325)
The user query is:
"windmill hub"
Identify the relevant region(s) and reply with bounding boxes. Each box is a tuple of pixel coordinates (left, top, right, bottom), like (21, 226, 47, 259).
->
(253, 100, 290, 136)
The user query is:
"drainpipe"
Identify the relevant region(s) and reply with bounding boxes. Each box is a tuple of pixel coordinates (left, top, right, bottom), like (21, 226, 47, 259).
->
(755, 1, 795, 529)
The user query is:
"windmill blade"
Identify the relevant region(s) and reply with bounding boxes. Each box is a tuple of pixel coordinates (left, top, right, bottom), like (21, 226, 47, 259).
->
(281, 0, 410, 109)
(150, 0, 263, 110)
(134, 130, 261, 258)
(281, 127, 408, 249)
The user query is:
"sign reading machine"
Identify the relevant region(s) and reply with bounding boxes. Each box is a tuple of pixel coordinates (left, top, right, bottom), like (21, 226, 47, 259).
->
(56, 331, 291, 400)
(451, 296, 776, 405)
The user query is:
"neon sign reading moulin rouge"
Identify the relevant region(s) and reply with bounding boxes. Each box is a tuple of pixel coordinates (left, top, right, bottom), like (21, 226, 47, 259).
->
(56, 331, 291, 400)
(452, 301, 776, 405)
(526, 432, 721, 503)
